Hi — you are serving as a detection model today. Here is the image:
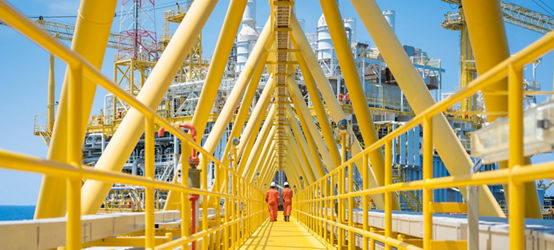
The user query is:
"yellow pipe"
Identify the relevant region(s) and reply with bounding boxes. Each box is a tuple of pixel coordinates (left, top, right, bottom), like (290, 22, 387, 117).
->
(237, 77, 276, 175)
(80, 0, 219, 215)
(201, 20, 272, 157)
(508, 65, 525, 249)
(35, 0, 118, 219)
(145, 117, 155, 249)
(66, 65, 82, 250)
(285, 106, 318, 182)
(242, 105, 276, 179)
(47, 54, 55, 133)
(319, 0, 386, 184)
(462, 0, 541, 219)
(422, 117, 433, 249)
(247, 127, 277, 181)
(192, 0, 249, 138)
(349, 0, 503, 217)
(285, 128, 314, 183)
(294, 46, 341, 167)
(290, 17, 386, 209)
(286, 76, 330, 176)
(286, 130, 315, 184)
(221, 51, 268, 166)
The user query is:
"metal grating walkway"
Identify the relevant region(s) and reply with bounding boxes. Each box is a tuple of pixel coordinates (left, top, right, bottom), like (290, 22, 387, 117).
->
(239, 212, 326, 250)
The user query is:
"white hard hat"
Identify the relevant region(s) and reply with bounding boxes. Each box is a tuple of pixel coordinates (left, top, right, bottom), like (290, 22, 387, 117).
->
(270, 182, 276, 187)
(284, 182, 289, 186)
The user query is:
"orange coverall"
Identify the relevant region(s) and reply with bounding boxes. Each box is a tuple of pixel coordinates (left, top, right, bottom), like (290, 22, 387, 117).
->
(282, 187, 293, 216)
(265, 188, 280, 221)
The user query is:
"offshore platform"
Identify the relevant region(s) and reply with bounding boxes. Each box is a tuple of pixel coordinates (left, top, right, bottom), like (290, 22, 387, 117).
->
(0, 0, 554, 249)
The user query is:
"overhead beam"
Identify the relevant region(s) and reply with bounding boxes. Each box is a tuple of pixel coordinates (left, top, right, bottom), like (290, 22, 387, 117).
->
(79, 0, 219, 215)
(294, 46, 341, 167)
(350, 0, 504, 217)
(290, 17, 386, 209)
(319, 0, 386, 186)
(285, 106, 319, 182)
(35, 0, 118, 219)
(461, 0, 541, 219)
(192, 0, 250, 138)
(286, 76, 332, 175)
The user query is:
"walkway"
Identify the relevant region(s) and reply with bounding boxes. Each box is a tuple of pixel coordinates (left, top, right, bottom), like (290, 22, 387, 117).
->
(239, 212, 326, 249)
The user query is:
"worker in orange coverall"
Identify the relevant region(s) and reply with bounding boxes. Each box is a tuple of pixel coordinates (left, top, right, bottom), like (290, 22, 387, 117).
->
(265, 182, 280, 221)
(281, 182, 293, 221)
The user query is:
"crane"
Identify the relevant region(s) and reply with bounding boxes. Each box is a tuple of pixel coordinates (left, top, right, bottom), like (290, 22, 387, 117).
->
(441, 0, 553, 115)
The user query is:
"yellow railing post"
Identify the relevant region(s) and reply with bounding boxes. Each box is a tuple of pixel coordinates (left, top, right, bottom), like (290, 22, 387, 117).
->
(201, 156, 208, 250)
(423, 117, 433, 249)
(348, 163, 354, 250)
(145, 116, 155, 249)
(384, 141, 392, 250)
(508, 65, 525, 250)
(214, 162, 221, 250)
(362, 153, 369, 250)
(66, 65, 82, 250)
(181, 134, 191, 250)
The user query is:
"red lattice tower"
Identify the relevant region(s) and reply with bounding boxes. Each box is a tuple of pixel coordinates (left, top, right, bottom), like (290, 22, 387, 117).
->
(117, 0, 158, 62)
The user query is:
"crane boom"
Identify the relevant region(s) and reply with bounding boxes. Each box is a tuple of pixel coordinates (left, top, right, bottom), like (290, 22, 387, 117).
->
(501, 2, 554, 34)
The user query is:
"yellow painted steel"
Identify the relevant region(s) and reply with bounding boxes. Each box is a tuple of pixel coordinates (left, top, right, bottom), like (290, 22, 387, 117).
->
(36, 0, 118, 219)
(248, 128, 277, 182)
(349, 0, 503, 217)
(192, 0, 249, 137)
(285, 106, 318, 182)
(508, 65, 525, 250)
(145, 117, 155, 249)
(294, 18, 554, 249)
(320, 0, 386, 185)
(286, 76, 329, 177)
(244, 107, 277, 181)
(286, 128, 315, 184)
(201, 20, 272, 157)
(47, 54, 55, 133)
(0, 2, 266, 249)
(238, 77, 276, 177)
(462, 0, 542, 219)
(294, 45, 341, 167)
(80, 0, 220, 215)
(291, 18, 386, 209)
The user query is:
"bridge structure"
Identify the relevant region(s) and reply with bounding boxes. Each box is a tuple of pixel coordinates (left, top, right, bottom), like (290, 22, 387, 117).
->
(0, 0, 554, 249)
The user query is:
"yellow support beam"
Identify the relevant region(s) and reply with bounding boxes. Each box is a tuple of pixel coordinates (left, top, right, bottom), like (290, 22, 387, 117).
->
(290, 16, 386, 209)
(35, 0, 118, 219)
(349, 0, 503, 217)
(248, 127, 277, 181)
(238, 77, 277, 176)
(319, 0, 386, 185)
(192, 0, 249, 138)
(286, 76, 332, 176)
(80, 0, 219, 215)
(285, 106, 318, 182)
(286, 129, 315, 184)
(462, 0, 541, 219)
(293, 45, 341, 167)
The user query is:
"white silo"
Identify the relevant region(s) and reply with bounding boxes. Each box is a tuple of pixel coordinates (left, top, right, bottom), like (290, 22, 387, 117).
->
(343, 17, 356, 45)
(317, 14, 334, 60)
(382, 10, 395, 32)
(236, 0, 258, 74)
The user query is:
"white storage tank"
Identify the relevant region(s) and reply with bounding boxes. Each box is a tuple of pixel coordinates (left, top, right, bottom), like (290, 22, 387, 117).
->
(317, 14, 334, 60)
(236, 0, 258, 74)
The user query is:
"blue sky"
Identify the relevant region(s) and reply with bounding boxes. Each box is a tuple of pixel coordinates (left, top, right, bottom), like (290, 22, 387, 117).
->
(0, 0, 553, 205)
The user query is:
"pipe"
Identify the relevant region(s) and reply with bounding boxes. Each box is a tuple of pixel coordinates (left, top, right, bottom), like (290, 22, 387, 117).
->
(192, 0, 250, 140)
(461, 0, 541, 219)
(47, 54, 55, 133)
(319, 0, 386, 185)
(35, 0, 118, 219)
(349, 0, 504, 216)
(290, 17, 386, 209)
(80, 0, 219, 215)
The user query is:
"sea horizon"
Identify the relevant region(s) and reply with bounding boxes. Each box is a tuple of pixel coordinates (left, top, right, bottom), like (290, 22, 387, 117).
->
(0, 205, 36, 221)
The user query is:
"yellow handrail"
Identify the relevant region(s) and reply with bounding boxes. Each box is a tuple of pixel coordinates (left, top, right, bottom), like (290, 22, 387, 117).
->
(294, 23, 554, 250)
(0, 1, 266, 249)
